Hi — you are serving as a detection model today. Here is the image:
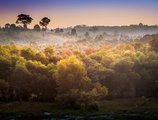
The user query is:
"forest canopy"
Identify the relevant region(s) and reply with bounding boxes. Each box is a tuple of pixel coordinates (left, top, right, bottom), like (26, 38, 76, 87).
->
(0, 35, 158, 109)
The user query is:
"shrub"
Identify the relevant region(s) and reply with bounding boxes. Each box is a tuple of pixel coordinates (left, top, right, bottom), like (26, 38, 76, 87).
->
(55, 92, 80, 109)
(87, 101, 100, 112)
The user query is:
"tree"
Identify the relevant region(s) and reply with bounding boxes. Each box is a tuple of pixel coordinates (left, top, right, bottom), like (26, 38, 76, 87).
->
(89, 26, 98, 32)
(116, 44, 135, 53)
(95, 35, 103, 41)
(56, 56, 88, 93)
(0, 56, 12, 80)
(39, 17, 50, 31)
(86, 61, 106, 82)
(60, 28, 64, 33)
(16, 14, 33, 29)
(55, 28, 63, 33)
(33, 24, 41, 31)
(139, 23, 143, 27)
(34, 52, 48, 64)
(84, 32, 90, 39)
(5, 23, 10, 29)
(111, 59, 134, 73)
(0, 79, 9, 101)
(150, 38, 158, 52)
(10, 62, 32, 100)
(44, 47, 55, 57)
(10, 24, 17, 30)
(21, 48, 35, 60)
(25, 61, 57, 101)
(71, 28, 77, 35)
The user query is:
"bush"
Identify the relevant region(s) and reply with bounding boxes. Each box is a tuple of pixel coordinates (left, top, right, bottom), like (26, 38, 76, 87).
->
(87, 101, 100, 112)
(55, 93, 80, 109)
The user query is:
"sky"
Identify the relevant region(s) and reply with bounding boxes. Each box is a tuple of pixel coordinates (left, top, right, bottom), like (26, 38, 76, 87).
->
(0, 0, 158, 28)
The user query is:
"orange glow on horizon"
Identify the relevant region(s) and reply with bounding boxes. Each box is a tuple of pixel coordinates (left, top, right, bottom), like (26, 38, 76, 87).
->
(0, 6, 157, 28)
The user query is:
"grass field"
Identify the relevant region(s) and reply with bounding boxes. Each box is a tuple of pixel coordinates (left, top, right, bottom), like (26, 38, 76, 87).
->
(0, 98, 158, 119)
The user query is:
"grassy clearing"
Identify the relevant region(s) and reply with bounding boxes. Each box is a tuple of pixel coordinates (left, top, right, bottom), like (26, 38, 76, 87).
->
(0, 98, 158, 116)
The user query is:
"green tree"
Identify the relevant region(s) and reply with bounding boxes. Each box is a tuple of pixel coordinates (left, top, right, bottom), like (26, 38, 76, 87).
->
(10, 61, 32, 100)
(26, 61, 57, 101)
(0, 56, 12, 80)
(56, 56, 87, 93)
(111, 59, 134, 73)
(0, 79, 9, 101)
(34, 52, 49, 64)
(21, 48, 35, 60)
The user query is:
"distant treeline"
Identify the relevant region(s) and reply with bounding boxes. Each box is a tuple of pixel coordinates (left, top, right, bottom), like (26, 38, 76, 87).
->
(0, 14, 158, 35)
(0, 14, 50, 32)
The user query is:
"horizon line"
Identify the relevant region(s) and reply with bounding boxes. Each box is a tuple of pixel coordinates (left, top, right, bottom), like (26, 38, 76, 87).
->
(1, 23, 158, 29)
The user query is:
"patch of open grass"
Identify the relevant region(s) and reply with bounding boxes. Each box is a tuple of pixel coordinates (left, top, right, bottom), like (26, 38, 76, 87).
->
(0, 98, 158, 116)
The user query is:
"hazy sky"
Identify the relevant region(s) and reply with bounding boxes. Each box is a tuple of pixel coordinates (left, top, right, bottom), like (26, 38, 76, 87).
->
(0, 0, 158, 28)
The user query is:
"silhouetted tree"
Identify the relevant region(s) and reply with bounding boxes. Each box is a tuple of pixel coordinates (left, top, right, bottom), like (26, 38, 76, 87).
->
(10, 24, 16, 30)
(60, 28, 64, 33)
(39, 17, 50, 31)
(55, 28, 60, 33)
(139, 23, 143, 27)
(16, 25, 23, 31)
(5, 23, 10, 29)
(16, 14, 33, 29)
(33, 24, 41, 31)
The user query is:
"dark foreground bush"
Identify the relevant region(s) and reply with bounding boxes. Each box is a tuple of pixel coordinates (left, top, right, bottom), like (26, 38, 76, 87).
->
(55, 92, 100, 112)
(55, 93, 81, 109)
(87, 101, 100, 112)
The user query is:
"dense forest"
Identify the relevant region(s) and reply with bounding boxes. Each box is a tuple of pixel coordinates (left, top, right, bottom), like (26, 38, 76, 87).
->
(0, 12, 158, 120)
(1, 0, 158, 117)
(0, 15, 158, 120)
(0, 32, 158, 111)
